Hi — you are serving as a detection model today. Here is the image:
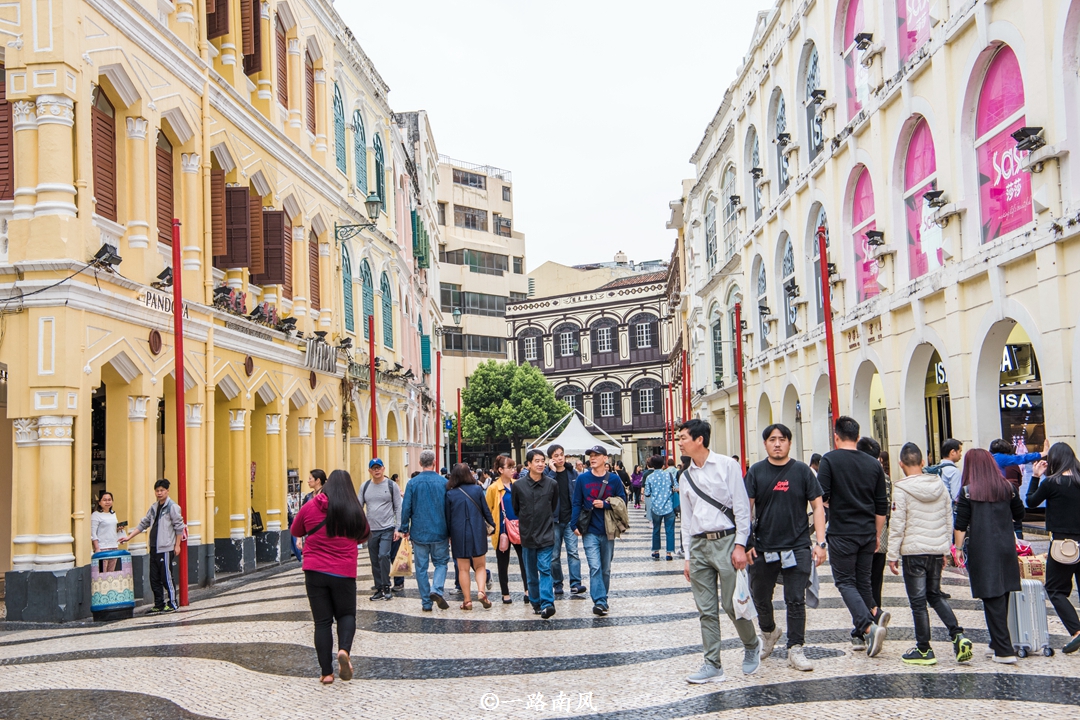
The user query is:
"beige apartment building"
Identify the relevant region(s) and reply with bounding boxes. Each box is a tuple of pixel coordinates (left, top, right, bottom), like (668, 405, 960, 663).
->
(680, 0, 1080, 468)
(435, 156, 527, 457)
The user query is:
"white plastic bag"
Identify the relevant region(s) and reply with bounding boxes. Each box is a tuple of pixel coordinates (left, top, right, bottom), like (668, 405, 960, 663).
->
(733, 568, 757, 621)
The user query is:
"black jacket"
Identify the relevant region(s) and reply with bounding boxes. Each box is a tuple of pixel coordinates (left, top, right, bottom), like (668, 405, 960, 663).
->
(955, 489, 1024, 599)
(511, 474, 559, 549)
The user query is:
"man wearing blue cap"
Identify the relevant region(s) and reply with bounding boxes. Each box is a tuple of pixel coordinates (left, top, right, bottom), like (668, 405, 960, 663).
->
(360, 458, 402, 601)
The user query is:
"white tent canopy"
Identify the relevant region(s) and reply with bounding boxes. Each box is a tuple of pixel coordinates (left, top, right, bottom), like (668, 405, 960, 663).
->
(528, 410, 622, 456)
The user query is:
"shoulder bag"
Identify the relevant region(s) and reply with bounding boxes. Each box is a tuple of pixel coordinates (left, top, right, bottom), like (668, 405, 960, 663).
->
(500, 491, 521, 545)
(459, 488, 496, 535)
(683, 466, 736, 525)
(1051, 537, 1080, 565)
(577, 476, 610, 535)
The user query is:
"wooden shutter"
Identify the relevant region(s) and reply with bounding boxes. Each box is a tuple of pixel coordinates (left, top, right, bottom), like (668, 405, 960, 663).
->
(156, 141, 174, 246)
(651, 320, 660, 351)
(308, 234, 320, 311)
(214, 186, 251, 269)
(243, 0, 263, 76)
(305, 53, 315, 134)
(0, 71, 12, 201)
(211, 169, 226, 256)
(256, 210, 284, 285)
(206, 0, 229, 39)
(275, 19, 288, 106)
(91, 106, 117, 222)
(249, 190, 264, 275)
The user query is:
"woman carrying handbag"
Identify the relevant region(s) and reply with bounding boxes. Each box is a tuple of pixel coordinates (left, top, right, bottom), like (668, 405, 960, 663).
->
(445, 463, 496, 610)
(487, 456, 528, 604)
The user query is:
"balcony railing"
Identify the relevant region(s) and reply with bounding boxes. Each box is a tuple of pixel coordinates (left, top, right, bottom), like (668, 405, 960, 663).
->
(438, 154, 512, 183)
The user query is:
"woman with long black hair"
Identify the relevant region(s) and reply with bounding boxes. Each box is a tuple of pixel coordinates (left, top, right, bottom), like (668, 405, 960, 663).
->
(291, 469, 370, 684)
(1028, 442, 1080, 654)
(445, 463, 495, 610)
(954, 448, 1025, 663)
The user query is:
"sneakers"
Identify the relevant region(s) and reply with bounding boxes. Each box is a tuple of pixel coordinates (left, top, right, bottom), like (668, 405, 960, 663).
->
(382, 590, 393, 601)
(540, 605, 556, 619)
(865, 623, 887, 658)
(851, 635, 866, 652)
(429, 592, 449, 610)
(992, 654, 1018, 664)
(686, 662, 726, 684)
(571, 585, 587, 595)
(876, 610, 892, 629)
(147, 606, 167, 614)
(759, 627, 783, 660)
(953, 634, 974, 663)
(742, 638, 762, 675)
(901, 647, 937, 666)
(788, 644, 813, 672)
(369, 590, 386, 601)
(1064, 632, 1080, 655)
(592, 604, 608, 616)
(554, 585, 565, 596)
(162, 604, 177, 613)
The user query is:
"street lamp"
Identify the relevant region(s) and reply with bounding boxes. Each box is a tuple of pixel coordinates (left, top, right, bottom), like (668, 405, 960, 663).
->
(334, 191, 382, 245)
(452, 307, 463, 326)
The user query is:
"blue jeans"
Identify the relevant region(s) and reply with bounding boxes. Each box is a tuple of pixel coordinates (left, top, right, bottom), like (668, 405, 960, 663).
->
(582, 533, 615, 607)
(521, 545, 555, 609)
(412, 540, 450, 609)
(551, 522, 582, 589)
(652, 511, 675, 553)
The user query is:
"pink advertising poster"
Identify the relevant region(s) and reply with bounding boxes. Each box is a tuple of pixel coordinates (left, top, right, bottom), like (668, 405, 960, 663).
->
(905, 119, 939, 279)
(976, 117, 1032, 243)
(898, 0, 932, 63)
(845, 0, 865, 120)
(851, 168, 879, 302)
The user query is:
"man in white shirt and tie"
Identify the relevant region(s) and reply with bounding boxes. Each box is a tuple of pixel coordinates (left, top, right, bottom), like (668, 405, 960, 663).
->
(678, 419, 761, 684)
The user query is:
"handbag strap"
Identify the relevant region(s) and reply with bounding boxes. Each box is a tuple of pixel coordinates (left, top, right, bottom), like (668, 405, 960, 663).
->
(683, 467, 736, 525)
(304, 517, 328, 539)
(459, 487, 489, 523)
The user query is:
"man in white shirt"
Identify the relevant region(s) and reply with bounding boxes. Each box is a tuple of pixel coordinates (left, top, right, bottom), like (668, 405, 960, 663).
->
(678, 419, 761, 684)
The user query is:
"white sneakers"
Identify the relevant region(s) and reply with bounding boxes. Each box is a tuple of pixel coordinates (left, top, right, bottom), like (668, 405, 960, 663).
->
(759, 627, 783, 660)
(788, 644, 813, 671)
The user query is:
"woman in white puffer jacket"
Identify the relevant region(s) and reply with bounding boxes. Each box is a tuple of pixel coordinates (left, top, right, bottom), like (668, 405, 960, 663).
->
(886, 442, 972, 666)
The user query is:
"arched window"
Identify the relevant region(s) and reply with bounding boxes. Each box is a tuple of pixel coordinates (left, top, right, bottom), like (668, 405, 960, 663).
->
(804, 44, 824, 161)
(756, 260, 769, 351)
(747, 127, 762, 220)
(373, 133, 386, 210)
(359, 259, 373, 339)
(308, 230, 320, 312)
(843, 0, 869, 121)
(774, 93, 789, 192)
(704, 196, 717, 267)
(722, 167, 738, 261)
(518, 327, 543, 365)
(632, 378, 662, 422)
(275, 18, 288, 107)
(975, 45, 1031, 243)
(304, 51, 316, 135)
(91, 87, 117, 222)
(898, 1, 932, 63)
(781, 236, 797, 338)
(629, 313, 659, 357)
(553, 322, 581, 371)
(333, 84, 346, 174)
(556, 385, 584, 413)
(904, 118, 941, 279)
(850, 166, 879, 302)
(709, 304, 724, 388)
(156, 131, 174, 245)
(592, 381, 621, 426)
(352, 110, 367, 195)
(380, 272, 393, 348)
(590, 317, 618, 364)
(342, 245, 355, 333)
(726, 285, 742, 375)
(811, 205, 830, 324)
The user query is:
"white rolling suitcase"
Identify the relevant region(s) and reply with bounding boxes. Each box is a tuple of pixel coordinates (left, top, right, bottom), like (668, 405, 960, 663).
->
(1007, 578, 1055, 657)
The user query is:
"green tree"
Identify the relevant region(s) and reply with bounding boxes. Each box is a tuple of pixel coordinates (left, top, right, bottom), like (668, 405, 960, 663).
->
(461, 360, 569, 461)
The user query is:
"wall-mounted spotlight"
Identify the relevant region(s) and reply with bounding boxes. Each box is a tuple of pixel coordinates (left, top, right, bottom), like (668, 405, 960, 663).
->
(740, 320, 748, 330)
(338, 337, 353, 350)
(729, 195, 741, 207)
(783, 278, 799, 296)
(750, 167, 764, 180)
(152, 267, 173, 289)
(313, 330, 328, 342)
(826, 262, 838, 276)
(92, 244, 122, 268)
(865, 230, 886, 247)
(810, 89, 827, 105)
(758, 304, 771, 316)
(213, 285, 232, 300)
(1011, 126, 1046, 153)
(923, 190, 947, 209)
(777, 132, 791, 147)
(854, 32, 874, 50)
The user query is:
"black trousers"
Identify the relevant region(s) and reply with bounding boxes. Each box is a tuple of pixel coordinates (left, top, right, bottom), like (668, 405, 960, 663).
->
(496, 541, 526, 597)
(828, 533, 877, 635)
(304, 570, 357, 676)
(367, 527, 394, 591)
(149, 551, 178, 609)
(982, 593, 1015, 658)
(871, 553, 887, 609)
(749, 546, 812, 647)
(901, 554, 962, 650)
(1045, 554, 1080, 636)
(631, 486, 642, 505)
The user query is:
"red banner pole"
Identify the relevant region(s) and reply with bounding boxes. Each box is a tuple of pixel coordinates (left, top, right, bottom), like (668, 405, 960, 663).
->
(682, 348, 690, 419)
(434, 350, 441, 470)
(369, 315, 378, 460)
(170, 219, 189, 607)
(667, 381, 675, 458)
(818, 225, 840, 445)
(734, 302, 747, 475)
(456, 388, 462, 465)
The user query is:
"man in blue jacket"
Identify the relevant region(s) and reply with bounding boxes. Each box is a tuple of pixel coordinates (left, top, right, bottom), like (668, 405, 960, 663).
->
(544, 444, 586, 597)
(397, 450, 451, 612)
(572, 445, 627, 616)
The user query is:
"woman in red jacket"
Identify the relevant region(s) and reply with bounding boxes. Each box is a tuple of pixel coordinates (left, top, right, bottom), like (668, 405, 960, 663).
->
(291, 470, 370, 684)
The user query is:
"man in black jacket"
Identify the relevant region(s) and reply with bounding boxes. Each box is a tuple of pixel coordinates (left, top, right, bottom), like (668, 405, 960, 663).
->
(544, 444, 585, 596)
(512, 449, 560, 619)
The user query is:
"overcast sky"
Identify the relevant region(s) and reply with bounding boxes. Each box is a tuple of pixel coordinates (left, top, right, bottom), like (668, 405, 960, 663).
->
(339, 1, 775, 271)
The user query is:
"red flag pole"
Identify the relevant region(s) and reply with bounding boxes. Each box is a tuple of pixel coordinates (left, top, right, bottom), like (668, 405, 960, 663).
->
(734, 302, 747, 475)
(456, 388, 462, 465)
(817, 225, 840, 445)
(170, 219, 189, 607)
(667, 381, 675, 458)
(682, 348, 690, 418)
(434, 350, 441, 469)
(369, 314, 378, 460)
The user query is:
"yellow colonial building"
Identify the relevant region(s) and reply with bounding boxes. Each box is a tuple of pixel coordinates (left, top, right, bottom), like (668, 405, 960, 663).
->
(0, 0, 439, 620)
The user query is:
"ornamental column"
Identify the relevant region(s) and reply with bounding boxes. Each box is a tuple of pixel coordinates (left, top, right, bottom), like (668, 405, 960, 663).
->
(297, 416, 314, 485)
(229, 409, 249, 539)
(181, 154, 202, 273)
(265, 414, 283, 532)
(35, 416, 75, 570)
(185, 404, 205, 548)
(33, 96, 76, 220)
(313, 69, 327, 159)
(322, 420, 337, 478)
(319, 240, 331, 329)
(127, 396, 151, 556)
(125, 117, 152, 283)
(291, 223, 309, 325)
(11, 101, 37, 223)
(286, 38, 303, 142)
(11, 419, 40, 570)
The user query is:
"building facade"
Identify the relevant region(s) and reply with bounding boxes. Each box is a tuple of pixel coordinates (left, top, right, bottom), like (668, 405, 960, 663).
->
(528, 252, 668, 300)
(0, 0, 437, 619)
(506, 274, 673, 467)
(682, 0, 1080, 468)
(436, 155, 528, 458)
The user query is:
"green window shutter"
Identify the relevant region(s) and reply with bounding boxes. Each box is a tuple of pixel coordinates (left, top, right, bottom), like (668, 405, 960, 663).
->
(411, 209, 420, 254)
(333, 85, 346, 174)
(373, 134, 385, 209)
(380, 272, 393, 348)
(360, 259, 373, 339)
(353, 110, 367, 194)
(421, 334, 431, 374)
(342, 247, 354, 333)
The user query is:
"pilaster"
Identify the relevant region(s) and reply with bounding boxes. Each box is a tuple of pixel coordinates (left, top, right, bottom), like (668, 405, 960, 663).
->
(265, 413, 283, 531)
(297, 415, 314, 491)
(33, 96, 76, 219)
(124, 117, 151, 264)
(181, 153, 202, 272)
(185, 403, 205, 545)
(313, 69, 327, 159)
(11, 419, 40, 570)
(286, 38, 302, 141)
(126, 396, 151, 556)
(35, 416, 75, 570)
(11, 101, 37, 224)
(229, 409, 248, 539)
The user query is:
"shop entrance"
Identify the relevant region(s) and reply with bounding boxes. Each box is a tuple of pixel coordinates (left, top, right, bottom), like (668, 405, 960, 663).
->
(998, 325, 1044, 449)
(869, 373, 889, 450)
(923, 350, 952, 464)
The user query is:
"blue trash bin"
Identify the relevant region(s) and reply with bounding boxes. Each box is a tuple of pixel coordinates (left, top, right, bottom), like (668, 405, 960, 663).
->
(90, 550, 135, 621)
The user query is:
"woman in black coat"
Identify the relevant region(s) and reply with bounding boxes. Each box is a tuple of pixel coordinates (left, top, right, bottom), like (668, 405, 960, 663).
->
(445, 463, 495, 611)
(954, 448, 1025, 663)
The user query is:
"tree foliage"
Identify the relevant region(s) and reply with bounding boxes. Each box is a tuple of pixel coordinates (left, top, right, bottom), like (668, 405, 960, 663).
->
(461, 361, 569, 457)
